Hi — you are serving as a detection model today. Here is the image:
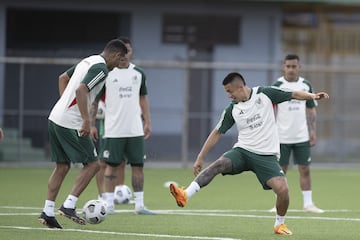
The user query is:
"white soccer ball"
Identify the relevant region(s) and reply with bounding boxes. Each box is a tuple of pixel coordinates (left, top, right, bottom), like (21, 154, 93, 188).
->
(114, 185, 132, 204)
(82, 199, 107, 224)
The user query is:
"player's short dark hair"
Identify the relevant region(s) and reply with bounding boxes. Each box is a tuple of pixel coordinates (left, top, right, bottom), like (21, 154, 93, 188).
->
(118, 36, 131, 45)
(104, 39, 128, 55)
(222, 72, 246, 86)
(284, 54, 300, 62)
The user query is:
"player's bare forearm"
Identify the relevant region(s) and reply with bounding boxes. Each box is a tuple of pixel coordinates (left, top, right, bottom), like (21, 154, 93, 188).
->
(76, 84, 90, 136)
(0, 128, 3, 142)
(58, 72, 70, 96)
(194, 129, 222, 175)
(89, 100, 99, 141)
(292, 91, 329, 101)
(307, 108, 317, 146)
(89, 100, 99, 127)
(197, 129, 222, 160)
(306, 108, 316, 133)
(140, 96, 152, 139)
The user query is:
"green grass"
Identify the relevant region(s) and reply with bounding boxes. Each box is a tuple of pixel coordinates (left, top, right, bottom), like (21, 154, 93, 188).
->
(0, 166, 359, 240)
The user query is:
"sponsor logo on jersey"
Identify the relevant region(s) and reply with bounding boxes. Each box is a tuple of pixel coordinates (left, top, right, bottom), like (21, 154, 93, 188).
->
(103, 150, 110, 158)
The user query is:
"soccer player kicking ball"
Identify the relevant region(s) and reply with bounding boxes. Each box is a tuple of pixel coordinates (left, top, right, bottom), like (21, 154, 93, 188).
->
(170, 72, 329, 235)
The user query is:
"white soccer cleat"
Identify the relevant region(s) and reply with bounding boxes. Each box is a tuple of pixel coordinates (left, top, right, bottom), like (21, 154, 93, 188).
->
(304, 204, 325, 213)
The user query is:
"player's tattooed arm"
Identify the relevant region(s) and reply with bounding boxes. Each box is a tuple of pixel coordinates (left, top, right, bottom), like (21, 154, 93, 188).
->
(89, 100, 99, 141)
(89, 101, 99, 127)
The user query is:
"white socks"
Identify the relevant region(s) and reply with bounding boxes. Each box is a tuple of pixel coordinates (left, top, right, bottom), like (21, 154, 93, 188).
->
(63, 195, 78, 209)
(44, 195, 78, 217)
(43, 200, 55, 217)
(186, 181, 200, 199)
(103, 192, 114, 208)
(302, 190, 313, 207)
(275, 215, 285, 227)
(134, 191, 144, 210)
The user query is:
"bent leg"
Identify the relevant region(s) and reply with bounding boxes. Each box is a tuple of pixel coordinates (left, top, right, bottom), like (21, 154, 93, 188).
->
(70, 161, 100, 197)
(267, 176, 289, 216)
(194, 157, 232, 188)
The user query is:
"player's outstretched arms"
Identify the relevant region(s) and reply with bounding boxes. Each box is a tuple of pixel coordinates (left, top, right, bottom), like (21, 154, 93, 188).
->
(292, 91, 329, 101)
(314, 92, 329, 100)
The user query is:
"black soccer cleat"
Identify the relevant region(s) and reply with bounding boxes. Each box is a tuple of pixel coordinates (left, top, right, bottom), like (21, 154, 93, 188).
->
(58, 205, 86, 225)
(38, 212, 63, 229)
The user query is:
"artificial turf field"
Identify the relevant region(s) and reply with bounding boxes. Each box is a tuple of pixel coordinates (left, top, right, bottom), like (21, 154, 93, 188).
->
(0, 166, 359, 240)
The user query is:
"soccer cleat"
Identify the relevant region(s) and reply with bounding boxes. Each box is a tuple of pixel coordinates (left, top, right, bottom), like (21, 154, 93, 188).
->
(135, 207, 156, 215)
(169, 183, 187, 207)
(274, 224, 293, 235)
(58, 205, 86, 225)
(38, 212, 63, 229)
(304, 204, 325, 213)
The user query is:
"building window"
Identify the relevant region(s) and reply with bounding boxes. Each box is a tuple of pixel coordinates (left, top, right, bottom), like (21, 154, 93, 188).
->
(162, 14, 240, 45)
(6, 8, 126, 50)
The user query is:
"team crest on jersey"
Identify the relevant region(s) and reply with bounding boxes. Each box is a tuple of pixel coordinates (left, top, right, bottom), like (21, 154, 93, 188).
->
(255, 98, 263, 108)
(103, 150, 110, 159)
(132, 76, 139, 84)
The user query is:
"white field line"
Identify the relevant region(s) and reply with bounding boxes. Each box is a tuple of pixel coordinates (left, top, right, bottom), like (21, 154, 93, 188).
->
(0, 226, 240, 240)
(0, 206, 359, 222)
(0, 206, 356, 213)
(1, 207, 359, 239)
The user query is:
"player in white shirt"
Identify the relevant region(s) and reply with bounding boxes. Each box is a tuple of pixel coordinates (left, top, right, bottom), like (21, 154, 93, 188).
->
(272, 54, 324, 213)
(169, 72, 329, 235)
(91, 37, 153, 215)
(39, 39, 128, 229)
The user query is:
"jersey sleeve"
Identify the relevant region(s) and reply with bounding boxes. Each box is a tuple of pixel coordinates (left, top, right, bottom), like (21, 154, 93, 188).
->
(304, 79, 317, 108)
(66, 65, 76, 78)
(258, 86, 292, 104)
(272, 80, 282, 87)
(215, 103, 235, 134)
(95, 85, 106, 102)
(134, 66, 147, 96)
(81, 63, 108, 91)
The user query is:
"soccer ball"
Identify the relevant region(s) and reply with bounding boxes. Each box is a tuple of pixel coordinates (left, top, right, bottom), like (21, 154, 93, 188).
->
(82, 199, 107, 224)
(114, 185, 132, 204)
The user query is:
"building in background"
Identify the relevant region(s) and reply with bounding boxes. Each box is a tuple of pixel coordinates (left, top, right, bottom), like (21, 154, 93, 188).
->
(0, 1, 359, 165)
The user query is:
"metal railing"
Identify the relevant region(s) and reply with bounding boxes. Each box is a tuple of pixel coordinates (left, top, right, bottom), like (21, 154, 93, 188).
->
(0, 56, 359, 166)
